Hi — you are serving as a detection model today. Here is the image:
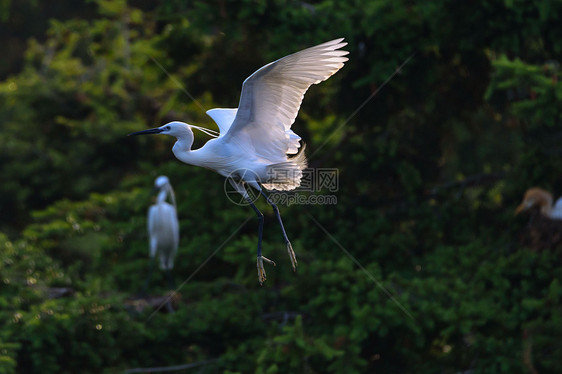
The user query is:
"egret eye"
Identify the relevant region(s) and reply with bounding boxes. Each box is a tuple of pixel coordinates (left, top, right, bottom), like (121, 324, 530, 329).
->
(166, 126, 171, 131)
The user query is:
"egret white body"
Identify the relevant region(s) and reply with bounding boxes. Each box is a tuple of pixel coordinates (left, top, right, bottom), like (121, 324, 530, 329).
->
(130, 39, 349, 284)
(147, 176, 179, 289)
(516, 187, 562, 219)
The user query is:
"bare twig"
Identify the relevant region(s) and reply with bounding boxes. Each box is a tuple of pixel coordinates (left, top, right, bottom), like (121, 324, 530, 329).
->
(124, 359, 218, 373)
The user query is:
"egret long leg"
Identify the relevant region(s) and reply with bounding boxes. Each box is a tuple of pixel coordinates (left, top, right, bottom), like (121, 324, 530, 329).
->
(260, 190, 297, 271)
(140, 260, 154, 297)
(164, 270, 176, 313)
(165, 269, 176, 290)
(248, 200, 275, 284)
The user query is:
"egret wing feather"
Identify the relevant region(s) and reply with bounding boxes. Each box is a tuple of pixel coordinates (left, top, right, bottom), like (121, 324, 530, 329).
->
(207, 108, 301, 150)
(223, 38, 348, 162)
(206, 108, 238, 136)
(552, 197, 562, 219)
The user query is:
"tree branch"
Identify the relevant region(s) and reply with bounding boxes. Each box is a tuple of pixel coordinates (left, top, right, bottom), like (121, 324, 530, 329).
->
(124, 359, 218, 373)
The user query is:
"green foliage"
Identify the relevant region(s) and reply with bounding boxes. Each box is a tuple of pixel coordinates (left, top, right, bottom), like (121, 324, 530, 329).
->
(1, 0, 562, 373)
(0, 339, 19, 374)
(256, 315, 344, 373)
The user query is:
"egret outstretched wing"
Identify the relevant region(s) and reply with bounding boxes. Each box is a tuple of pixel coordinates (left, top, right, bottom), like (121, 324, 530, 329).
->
(206, 108, 238, 136)
(207, 108, 302, 155)
(223, 38, 349, 162)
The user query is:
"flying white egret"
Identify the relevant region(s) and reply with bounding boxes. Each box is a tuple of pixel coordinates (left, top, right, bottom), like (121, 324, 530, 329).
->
(516, 187, 562, 219)
(130, 38, 349, 284)
(145, 176, 180, 292)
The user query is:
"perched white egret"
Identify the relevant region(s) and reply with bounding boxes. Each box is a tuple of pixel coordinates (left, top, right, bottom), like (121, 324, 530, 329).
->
(515, 187, 562, 219)
(130, 39, 349, 284)
(146, 176, 179, 291)
(515, 187, 562, 252)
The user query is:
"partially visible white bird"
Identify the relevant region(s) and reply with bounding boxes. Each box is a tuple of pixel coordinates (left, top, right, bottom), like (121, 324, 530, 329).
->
(130, 39, 349, 284)
(146, 175, 179, 291)
(516, 187, 562, 219)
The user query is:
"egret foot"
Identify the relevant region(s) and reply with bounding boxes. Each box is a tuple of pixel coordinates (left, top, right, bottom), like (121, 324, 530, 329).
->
(257, 255, 276, 285)
(287, 242, 298, 272)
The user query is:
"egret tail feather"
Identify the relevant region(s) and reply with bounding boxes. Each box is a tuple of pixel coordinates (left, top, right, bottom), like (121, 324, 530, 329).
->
(263, 144, 307, 191)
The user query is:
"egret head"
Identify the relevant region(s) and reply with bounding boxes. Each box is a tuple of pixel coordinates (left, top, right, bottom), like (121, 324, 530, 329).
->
(129, 121, 219, 139)
(152, 175, 176, 206)
(515, 187, 553, 215)
(129, 121, 191, 138)
(155, 175, 170, 190)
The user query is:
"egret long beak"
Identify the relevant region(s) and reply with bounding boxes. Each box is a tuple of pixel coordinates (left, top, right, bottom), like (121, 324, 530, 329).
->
(514, 202, 529, 215)
(128, 128, 163, 136)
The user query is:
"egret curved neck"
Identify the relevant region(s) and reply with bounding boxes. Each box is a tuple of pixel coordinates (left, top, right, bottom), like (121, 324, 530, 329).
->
(172, 131, 215, 169)
(537, 193, 554, 217)
(157, 189, 168, 203)
(542, 202, 553, 217)
(172, 129, 195, 164)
